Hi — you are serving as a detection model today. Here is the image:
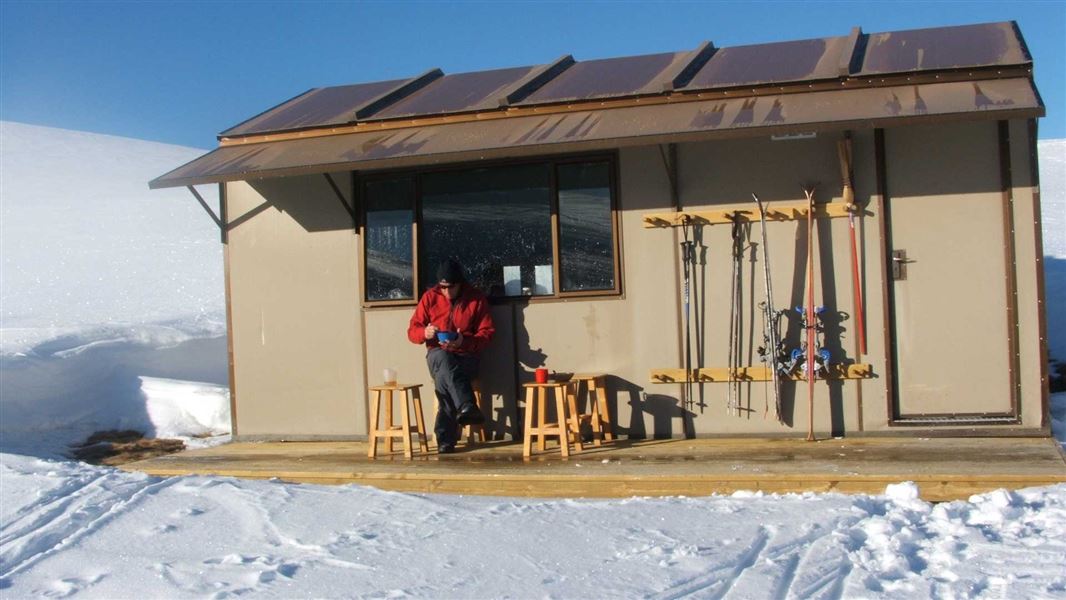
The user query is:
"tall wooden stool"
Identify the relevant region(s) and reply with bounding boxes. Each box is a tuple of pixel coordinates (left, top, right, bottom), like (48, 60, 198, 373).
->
(368, 383, 428, 459)
(522, 381, 584, 458)
(433, 379, 486, 446)
(570, 373, 614, 446)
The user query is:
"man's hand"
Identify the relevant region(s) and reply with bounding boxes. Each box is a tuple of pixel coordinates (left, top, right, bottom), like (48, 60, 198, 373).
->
(440, 331, 464, 350)
(424, 324, 439, 341)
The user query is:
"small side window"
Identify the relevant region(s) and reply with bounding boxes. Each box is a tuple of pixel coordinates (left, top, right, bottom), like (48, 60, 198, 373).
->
(558, 162, 615, 292)
(364, 177, 415, 301)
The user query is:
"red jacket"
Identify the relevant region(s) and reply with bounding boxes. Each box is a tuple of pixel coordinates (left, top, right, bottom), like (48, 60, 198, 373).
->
(407, 284, 495, 355)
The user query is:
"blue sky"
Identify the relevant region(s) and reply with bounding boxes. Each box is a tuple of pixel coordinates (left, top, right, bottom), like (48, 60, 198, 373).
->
(2, 1, 1063, 149)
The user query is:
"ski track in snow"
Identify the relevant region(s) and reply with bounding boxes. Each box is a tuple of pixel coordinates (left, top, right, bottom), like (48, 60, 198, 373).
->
(2, 455, 1065, 598)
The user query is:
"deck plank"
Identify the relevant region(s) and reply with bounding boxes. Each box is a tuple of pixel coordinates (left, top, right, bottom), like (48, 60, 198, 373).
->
(122, 437, 1066, 502)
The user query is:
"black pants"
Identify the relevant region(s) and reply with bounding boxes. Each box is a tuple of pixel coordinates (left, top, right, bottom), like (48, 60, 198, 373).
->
(426, 348, 480, 446)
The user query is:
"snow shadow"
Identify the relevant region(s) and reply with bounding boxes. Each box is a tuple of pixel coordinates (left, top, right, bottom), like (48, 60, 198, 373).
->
(1044, 255, 1066, 367)
(0, 335, 228, 459)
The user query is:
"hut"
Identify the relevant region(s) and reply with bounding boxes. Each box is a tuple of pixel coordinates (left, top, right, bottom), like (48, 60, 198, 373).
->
(150, 21, 1049, 443)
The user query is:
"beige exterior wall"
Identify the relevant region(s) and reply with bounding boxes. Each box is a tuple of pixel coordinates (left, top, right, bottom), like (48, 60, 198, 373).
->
(225, 173, 365, 439)
(223, 118, 1048, 440)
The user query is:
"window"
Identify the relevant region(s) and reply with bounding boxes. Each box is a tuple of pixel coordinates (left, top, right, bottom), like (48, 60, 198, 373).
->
(361, 155, 618, 304)
(364, 177, 415, 301)
(557, 162, 615, 292)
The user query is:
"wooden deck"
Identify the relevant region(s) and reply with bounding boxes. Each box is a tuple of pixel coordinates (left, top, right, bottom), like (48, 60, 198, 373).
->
(122, 437, 1066, 502)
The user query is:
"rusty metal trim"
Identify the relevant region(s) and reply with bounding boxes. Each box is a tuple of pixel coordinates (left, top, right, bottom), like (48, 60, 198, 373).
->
(498, 55, 575, 106)
(661, 41, 717, 91)
(998, 120, 1022, 422)
(186, 185, 223, 233)
(1028, 118, 1050, 428)
(876, 129, 899, 426)
(355, 68, 444, 120)
(152, 78, 1043, 190)
(218, 66, 1038, 147)
(838, 27, 864, 76)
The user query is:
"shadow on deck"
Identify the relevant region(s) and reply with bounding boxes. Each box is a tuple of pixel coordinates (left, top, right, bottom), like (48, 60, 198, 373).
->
(122, 437, 1066, 502)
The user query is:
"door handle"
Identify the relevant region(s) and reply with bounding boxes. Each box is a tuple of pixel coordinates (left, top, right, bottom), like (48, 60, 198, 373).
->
(891, 249, 912, 280)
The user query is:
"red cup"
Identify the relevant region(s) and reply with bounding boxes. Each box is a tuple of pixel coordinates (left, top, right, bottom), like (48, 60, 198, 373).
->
(534, 368, 549, 384)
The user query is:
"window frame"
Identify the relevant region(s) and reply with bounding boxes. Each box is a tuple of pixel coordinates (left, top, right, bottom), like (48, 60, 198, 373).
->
(357, 151, 622, 307)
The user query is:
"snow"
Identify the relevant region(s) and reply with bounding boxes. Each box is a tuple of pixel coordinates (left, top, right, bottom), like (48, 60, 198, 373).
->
(1, 123, 1065, 597)
(1041, 139, 1066, 363)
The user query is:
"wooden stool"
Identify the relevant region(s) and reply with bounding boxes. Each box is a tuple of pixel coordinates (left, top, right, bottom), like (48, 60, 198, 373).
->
(522, 381, 584, 458)
(368, 384, 428, 459)
(570, 373, 614, 446)
(433, 379, 486, 446)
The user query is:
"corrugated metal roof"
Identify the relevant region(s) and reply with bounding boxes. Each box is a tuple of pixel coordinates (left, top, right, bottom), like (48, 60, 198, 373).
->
(859, 22, 1029, 76)
(220, 79, 405, 137)
(683, 36, 849, 90)
(213, 21, 1032, 140)
(151, 77, 1042, 189)
(368, 66, 537, 120)
(514, 52, 688, 105)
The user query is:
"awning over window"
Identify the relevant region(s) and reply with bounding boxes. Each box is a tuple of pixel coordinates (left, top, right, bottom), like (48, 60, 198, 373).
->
(150, 77, 1042, 190)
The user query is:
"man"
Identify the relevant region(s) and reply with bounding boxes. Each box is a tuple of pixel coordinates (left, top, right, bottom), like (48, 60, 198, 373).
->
(407, 259, 495, 454)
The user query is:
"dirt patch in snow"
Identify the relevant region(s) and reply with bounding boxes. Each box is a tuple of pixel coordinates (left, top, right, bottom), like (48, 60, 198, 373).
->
(68, 429, 185, 466)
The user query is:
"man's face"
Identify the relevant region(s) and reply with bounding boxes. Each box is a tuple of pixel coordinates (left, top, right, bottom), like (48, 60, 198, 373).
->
(440, 281, 461, 300)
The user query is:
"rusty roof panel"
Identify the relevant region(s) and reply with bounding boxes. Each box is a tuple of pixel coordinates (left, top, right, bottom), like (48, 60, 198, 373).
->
(684, 36, 849, 90)
(516, 52, 687, 104)
(369, 66, 537, 119)
(859, 22, 1029, 75)
(220, 79, 407, 137)
(151, 77, 1042, 189)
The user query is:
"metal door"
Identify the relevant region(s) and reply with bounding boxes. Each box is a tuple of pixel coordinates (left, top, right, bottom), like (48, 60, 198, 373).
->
(883, 122, 1016, 421)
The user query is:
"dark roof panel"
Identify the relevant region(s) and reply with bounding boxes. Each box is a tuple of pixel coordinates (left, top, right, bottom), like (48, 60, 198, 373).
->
(684, 36, 848, 90)
(369, 66, 537, 120)
(152, 77, 1043, 189)
(516, 52, 687, 104)
(859, 22, 1029, 75)
(220, 79, 407, 136)
(215, 21, 1035, 139)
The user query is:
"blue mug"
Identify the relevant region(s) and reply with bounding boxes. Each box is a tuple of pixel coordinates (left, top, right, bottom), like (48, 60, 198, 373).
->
(436, 331, 458, 343)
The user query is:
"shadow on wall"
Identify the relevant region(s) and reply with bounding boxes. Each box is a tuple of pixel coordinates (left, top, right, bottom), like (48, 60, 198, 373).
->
(1045, 256, 1066, 391)
(245, 177, 354, 234)
(609, 376, 695, 439)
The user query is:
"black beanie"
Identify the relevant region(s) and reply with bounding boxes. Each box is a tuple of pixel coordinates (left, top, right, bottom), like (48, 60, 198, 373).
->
(436, 259, 466, 284)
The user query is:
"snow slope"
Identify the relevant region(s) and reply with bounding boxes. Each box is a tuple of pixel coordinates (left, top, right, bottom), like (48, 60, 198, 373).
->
(1, 125, 1065, 598)
(1040, 139, 1066, 363)
(1, 122, 228, 448)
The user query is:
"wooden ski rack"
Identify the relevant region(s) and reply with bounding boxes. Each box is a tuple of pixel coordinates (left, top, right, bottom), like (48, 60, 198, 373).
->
(650, 364, 874, 384)
(642, 200, 870, 228)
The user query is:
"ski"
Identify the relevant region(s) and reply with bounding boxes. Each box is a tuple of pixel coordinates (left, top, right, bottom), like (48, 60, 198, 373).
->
(803, 186, 818, 442)
(752, 193, 786, 423)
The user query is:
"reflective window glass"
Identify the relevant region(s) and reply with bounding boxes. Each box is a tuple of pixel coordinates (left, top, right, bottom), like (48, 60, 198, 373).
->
(421, 164, 553, 297)
(364, 178, 414, 301)
(558, 162, 614, 292)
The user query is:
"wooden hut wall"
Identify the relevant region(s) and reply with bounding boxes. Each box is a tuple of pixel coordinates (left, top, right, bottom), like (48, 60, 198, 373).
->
(221, 118, 1046, 440)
